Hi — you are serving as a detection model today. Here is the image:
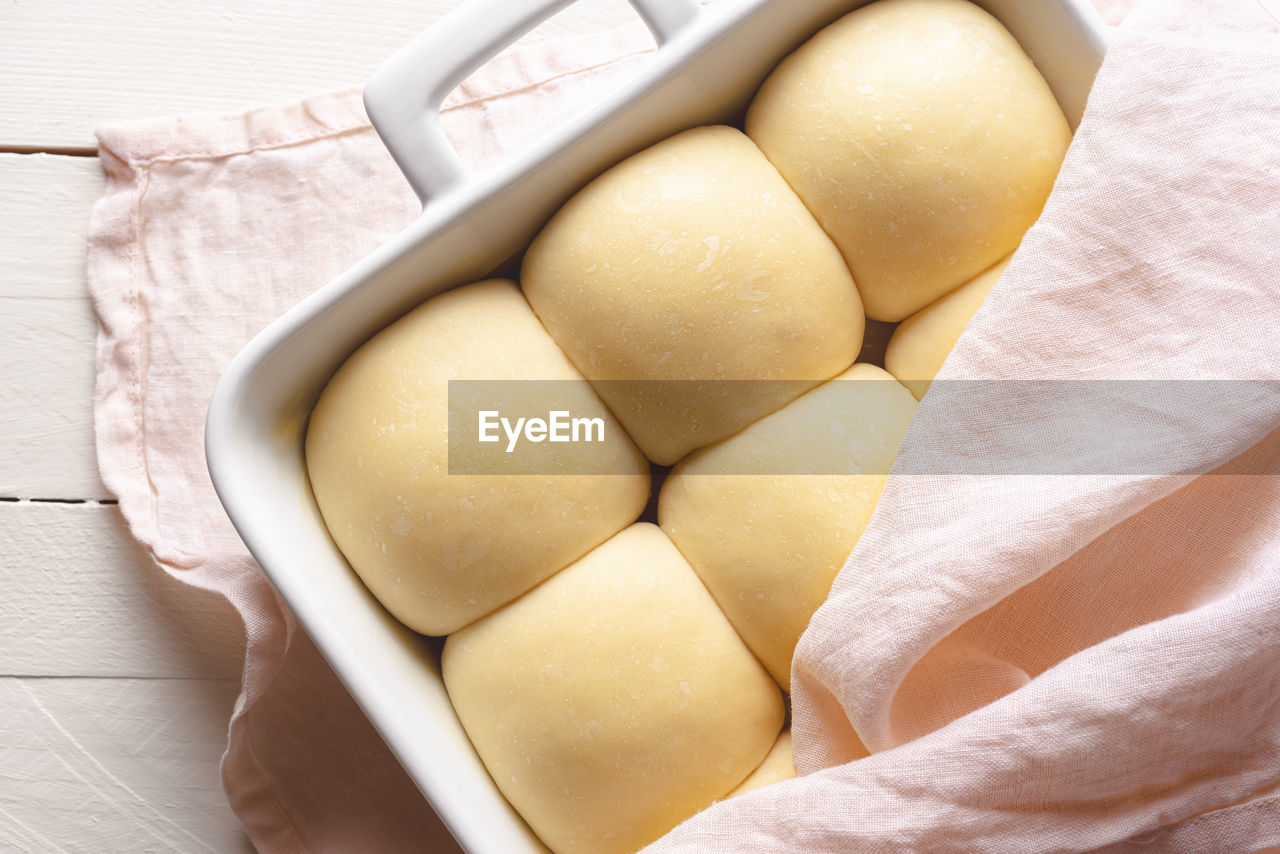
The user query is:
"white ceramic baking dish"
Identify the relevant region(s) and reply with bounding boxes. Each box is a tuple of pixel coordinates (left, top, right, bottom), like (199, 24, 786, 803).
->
(205, 1, 1107, 850)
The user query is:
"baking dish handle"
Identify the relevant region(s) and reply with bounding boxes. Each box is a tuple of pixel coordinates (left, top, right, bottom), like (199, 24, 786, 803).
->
(364, 0, 702, 205)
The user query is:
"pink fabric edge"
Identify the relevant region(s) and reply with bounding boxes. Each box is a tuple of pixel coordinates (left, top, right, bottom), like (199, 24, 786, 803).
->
(1094, 788, 1280, 852)
(93, 21, 657, 164)
(88, 141, 311, 852)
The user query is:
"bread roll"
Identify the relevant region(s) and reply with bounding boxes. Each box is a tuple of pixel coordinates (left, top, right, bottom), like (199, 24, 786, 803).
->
(726, 730, 796, 798)
(885, 255, 1011, 399)
(522, 125, 865, 465)
(746, 0, 1069, 321)
(306, 279, 649, 636)
(444, 524, 785, 854)
(659, 364, 917, 689)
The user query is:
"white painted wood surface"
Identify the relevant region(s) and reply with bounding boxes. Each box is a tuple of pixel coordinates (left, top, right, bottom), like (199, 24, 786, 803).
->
(2, 0, 642, 151)
(1, 677, 248, 854)
(1, 155, 108, 499)
(0, 2, 636, 850)
(0, 503, 245, 679)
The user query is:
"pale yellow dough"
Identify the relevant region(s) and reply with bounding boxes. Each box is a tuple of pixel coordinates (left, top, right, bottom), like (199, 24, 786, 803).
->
(444, 524, 785, 854)
(305, 279, 649, 636)
(522, 125, 865, 465)
(746, 0, 1070, 322)
(659, 364, 917, 690)
(727, 730, 796, 798)
(885, 255, 1011, 399)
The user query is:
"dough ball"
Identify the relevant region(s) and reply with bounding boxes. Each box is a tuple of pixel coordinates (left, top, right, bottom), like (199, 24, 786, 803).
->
(885, 255, 1011, 399)
(746, 0, 1069, 321)
(306, 279, 649, 636)
(443, 523, 785, 854)
(727, 730, 796, 798)
(522, 125, 865, 465)
(659, 364, 917, 689)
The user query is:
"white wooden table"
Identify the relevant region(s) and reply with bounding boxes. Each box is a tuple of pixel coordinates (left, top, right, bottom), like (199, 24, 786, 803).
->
(1, 2, 635, 849)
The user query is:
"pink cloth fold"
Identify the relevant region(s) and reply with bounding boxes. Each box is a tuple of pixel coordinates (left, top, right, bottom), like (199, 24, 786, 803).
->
(86, 0, 1280, 851)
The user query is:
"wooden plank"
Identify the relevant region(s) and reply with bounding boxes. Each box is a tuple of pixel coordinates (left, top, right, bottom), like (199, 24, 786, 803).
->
(1, 0, 641, 151)
(0, 502, 245, 680)
(0, 154, 104, 299)
(0, 675, 253, 854)
(0, 153, 107, 499)
(0, 300, 105, 499)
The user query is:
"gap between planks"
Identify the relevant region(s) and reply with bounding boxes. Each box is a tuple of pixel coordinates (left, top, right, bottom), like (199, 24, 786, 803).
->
(0, 145, 97, 157)
(0, 497, 117, 504)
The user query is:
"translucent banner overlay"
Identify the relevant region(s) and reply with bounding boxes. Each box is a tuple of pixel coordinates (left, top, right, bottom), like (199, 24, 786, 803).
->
(447, 379, 1280, 475)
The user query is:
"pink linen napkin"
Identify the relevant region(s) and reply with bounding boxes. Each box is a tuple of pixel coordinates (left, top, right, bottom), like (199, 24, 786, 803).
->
(86, 0, 1280, 852)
